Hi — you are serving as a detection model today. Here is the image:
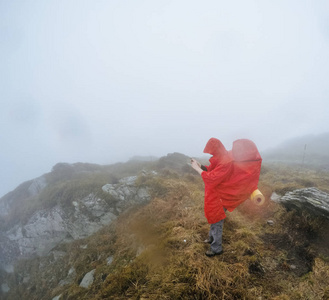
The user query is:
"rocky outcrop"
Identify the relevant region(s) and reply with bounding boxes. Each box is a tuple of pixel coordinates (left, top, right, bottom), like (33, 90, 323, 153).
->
(0, 175, 47, 217)
(28, 176, 48, 197)
(1, 283, 10, 293)
(0, 175, 151, 271)
(272, 187, 329, 218)
(0, 198, 10, 217)
(0, 195, 116, 269)
(102, 176, 151, 213)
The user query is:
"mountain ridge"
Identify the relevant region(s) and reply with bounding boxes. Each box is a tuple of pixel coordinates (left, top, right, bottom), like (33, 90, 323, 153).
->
(262, 132, 329, 168)
(1, 152, 329, 299)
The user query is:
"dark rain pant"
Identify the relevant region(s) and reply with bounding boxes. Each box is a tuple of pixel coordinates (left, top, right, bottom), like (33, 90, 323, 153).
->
(209, 219, 224, 253)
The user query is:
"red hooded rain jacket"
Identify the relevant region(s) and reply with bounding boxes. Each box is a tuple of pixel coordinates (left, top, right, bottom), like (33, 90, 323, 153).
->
(201, 138, 262, 224)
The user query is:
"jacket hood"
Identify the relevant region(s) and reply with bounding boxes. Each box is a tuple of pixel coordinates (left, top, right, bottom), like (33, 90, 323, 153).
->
(203, 138, 228, 157)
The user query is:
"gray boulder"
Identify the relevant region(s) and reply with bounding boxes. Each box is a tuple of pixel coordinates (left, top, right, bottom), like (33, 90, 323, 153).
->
(274, 187, 329, 218)
(107, 256, 114, 265)
(79, 269, 96, 288)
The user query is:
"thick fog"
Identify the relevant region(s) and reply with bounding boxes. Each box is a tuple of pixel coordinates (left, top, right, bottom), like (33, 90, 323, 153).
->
(1, 0, 329, 198)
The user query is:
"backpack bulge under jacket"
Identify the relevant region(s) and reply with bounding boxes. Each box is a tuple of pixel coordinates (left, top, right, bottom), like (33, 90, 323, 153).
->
(201, 138, 262, 223)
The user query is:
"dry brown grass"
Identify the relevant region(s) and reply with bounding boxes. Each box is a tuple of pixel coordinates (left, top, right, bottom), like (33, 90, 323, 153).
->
(89, 171, 329, 300)
(4, 165, 329, 300)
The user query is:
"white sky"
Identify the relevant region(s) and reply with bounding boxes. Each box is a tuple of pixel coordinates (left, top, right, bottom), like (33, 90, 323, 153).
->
(1, 0, 329, 197)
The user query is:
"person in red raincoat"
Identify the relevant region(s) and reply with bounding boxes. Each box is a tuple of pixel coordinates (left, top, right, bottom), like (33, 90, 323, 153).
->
(191, 137, 262, 257)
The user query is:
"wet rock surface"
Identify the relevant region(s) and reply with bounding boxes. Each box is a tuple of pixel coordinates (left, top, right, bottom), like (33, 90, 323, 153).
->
(273, 187, 329, 219)
(0, 175, 150, 270)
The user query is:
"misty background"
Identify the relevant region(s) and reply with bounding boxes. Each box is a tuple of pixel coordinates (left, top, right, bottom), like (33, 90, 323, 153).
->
(1, 0, 329, 198)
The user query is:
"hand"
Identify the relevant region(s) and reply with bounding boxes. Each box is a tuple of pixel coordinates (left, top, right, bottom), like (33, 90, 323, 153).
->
(190, 159, 203, 175)
(191, 158, 200, 167)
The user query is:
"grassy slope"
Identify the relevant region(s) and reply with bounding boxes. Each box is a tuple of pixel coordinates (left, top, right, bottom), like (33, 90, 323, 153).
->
(3, 163, 329, 300)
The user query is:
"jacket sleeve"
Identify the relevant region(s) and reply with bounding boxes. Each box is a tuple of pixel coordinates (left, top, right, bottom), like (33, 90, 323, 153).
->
(201, 162, 232, 186)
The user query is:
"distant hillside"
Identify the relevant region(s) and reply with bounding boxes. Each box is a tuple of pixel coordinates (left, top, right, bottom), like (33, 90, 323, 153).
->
(262, 132, 329, 169)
